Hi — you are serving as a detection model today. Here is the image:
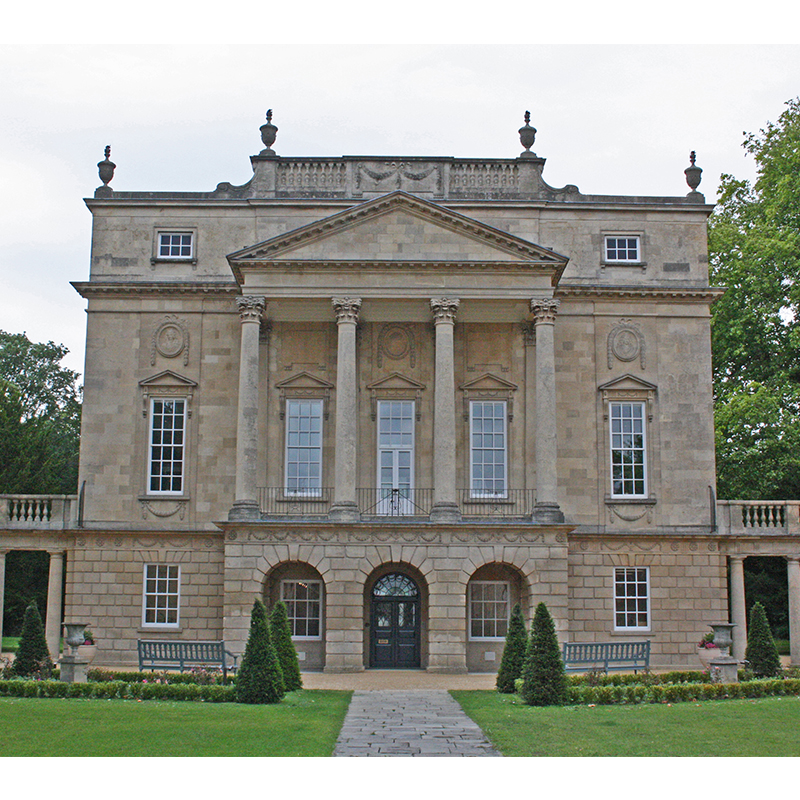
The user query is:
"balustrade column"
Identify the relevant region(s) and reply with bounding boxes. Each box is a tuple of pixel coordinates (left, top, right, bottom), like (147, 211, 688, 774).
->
(430, 298, 461, 523)
(787, 557, 800, 666)
(530, 298, 563, 522)
(729, 555, 747, 662)
(45, 550, 64, 660)
(329, 297, 361, 521)
(230, 296, 266, 521)
(0, 549, 7, 647)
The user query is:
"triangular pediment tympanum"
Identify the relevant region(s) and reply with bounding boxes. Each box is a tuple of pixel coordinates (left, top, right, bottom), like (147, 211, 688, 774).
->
(366, 372, 426, 392)
(275, 371, 335, 391)
(228, 191, 569, 282)
(366, 372, 426, 420)
(598, 374, 657, 393)
(139, 370, 198, 388)
(275, 372, 334, 419)
(459, 373, 519, 393)
(459, 372, 518, 421)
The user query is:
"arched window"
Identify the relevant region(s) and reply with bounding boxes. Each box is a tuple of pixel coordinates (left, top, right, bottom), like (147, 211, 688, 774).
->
(372, 573, 419, 598)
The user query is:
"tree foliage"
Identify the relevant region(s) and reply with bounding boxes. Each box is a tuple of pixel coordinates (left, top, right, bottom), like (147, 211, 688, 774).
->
(745, 600, 782, 678)
(0, 331, 82, 495)
(269, 601, 303, 692)
(709, 98, 800, 500)
(496, 603, 527, 693)
(520, 602, 567, 706)
(235, 599, 285, 704)
(12, 601, 52, 677)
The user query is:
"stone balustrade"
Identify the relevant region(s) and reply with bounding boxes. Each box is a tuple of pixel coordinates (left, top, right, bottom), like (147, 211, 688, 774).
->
(1, 494, 78, 529)
(716, 500, 800, 535)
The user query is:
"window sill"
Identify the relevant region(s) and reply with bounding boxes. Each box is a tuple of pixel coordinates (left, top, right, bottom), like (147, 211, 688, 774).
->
(601, 260, 647, 270)
(139, 494, 190, 501)
(150, 258, 197, 265)
(138, 627, 183, 634)
(610, 629, 653, 637)
(605, 496, 656, 505)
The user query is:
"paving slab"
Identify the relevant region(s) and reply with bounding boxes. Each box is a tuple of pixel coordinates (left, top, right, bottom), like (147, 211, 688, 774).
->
(333, 690, 501, 757)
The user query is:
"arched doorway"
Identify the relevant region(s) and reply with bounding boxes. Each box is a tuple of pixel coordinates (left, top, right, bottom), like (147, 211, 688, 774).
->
(370, 573, 420, 668)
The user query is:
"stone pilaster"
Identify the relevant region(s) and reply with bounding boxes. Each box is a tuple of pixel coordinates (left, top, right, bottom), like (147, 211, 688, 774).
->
(729, 555, 747, 662)
(329, 297, 361, 522)
(45, 550, 64, 660)
(530, 298, 563, 522)
(788, 557, 800, 666)
(430, 298, 461, 523)
(230, 296, 266, 521)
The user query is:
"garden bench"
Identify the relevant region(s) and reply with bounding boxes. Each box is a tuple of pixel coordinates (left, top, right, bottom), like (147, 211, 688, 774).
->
(562, 641, 650, 673)
(137, 640, 238, 680)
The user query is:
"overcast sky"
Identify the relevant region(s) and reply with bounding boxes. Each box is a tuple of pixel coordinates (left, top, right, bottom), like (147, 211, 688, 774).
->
(1, 34, 798, 380)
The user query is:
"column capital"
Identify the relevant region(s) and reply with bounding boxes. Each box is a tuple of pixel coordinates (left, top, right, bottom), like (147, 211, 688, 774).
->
(332, 296, 362, 324)
(729, 554, 747, 563)
(431, 297, 460, 323)
(787, 555, 800, 564)
(530, 297, 560, 324)
(236, 295, 266, 323)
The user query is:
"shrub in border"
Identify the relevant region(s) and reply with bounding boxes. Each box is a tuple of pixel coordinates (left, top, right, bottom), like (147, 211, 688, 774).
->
(270, 601, 303, 692)
(746, 601, 782, 678)
(520, 602, 568, 706)
(235, 599, 285, 704)
(496, 603, 528, 694)
(12, 602, 53, 678)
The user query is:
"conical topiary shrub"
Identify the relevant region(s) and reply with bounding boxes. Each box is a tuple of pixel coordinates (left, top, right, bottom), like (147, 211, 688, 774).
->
(520, 602, 567, 706)
(745, 601, 782, 677)
(235, 599, 285, 704)
(496, 603, 527, 693)
(269, 600, 303, 692)
(12, 601, 53, 677)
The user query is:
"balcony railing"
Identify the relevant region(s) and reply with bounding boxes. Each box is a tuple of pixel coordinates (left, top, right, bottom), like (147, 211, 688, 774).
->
(357, 488, 434, 517)
(458, 489, 536, 518)
(715, 500, 800, 535)
(1, 494, 78, 529)
(257, 487, 333, 517)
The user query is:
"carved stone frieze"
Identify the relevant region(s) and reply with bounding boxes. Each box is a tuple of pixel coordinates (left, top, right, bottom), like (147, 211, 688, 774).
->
(139, 500, 187, 520)
(377, 324, 416, 368)
(430, 297, 459, 323)
(530, 298, 560, 324)
(355, 161, 443, 196)
(332, 296, 362, 323)
(236, 295, 266, 323)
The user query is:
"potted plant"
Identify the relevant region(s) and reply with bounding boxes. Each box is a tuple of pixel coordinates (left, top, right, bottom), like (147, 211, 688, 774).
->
(77, 629, 98, 664)
(697, 632, 718, 669)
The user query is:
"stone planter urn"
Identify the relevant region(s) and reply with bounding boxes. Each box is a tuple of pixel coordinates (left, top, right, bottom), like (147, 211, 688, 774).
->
(59, 622, 90, 684)
(77, 644, 97, 664)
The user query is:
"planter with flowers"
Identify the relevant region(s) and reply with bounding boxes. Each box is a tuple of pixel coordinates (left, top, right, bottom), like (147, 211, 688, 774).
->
(697, 632, 718, 669)
(77, 630, 97, 664)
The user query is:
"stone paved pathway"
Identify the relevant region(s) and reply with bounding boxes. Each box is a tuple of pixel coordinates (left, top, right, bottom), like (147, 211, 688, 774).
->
(333, 690, 501, 757)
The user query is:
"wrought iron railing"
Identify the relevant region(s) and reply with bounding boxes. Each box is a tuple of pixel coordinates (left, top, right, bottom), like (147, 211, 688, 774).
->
(257, 487, 333, 516)
(357, 488, 434, 517)
(458, 489, 536, 518)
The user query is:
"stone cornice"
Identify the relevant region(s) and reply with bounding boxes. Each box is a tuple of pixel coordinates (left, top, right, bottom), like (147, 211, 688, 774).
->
(556, 285, 725, 302)
(71, 281, 241, 299)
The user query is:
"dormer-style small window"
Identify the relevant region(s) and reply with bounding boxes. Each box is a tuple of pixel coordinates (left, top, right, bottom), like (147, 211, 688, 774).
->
(158, 232, 193, 259)
(605, 236, 640, 262)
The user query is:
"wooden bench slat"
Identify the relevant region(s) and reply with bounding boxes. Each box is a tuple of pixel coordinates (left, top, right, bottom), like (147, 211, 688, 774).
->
(137, 640, 238, 679)
(562, 641, 650, 673)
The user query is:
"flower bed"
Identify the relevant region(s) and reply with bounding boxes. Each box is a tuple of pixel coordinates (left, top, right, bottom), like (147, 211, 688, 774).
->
(87, 668, 232, 685)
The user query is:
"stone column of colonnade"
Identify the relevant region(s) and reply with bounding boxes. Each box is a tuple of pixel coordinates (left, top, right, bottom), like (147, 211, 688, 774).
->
(329, 297, 361, 522)
(530, 298, 564, 523)
(45, 550, 64, 660)
(229, 296, 266, 521)
(729, 555, 747, 662)
(787, 557, 800, 666)
(0, 549, 6, 646)
(429, 298, 461, 523)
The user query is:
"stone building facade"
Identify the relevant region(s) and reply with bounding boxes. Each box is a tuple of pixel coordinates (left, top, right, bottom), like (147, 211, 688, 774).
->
(3, 114, 800, 672)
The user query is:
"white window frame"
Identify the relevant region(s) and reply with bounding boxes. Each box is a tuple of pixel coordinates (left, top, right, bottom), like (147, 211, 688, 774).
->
(468, 581, 510, 641)
(613, 567, 651, 631)
(376, 399, 415, 514)
(469, 400, 508, 499)
(604, 235, 641, 263)
(142, 564, 180, 628)
(284, 399, 323, 497)
(281, 579, 323, 640)
(609, 400, 648, 499)
(147, 397, 186, 496)
(156, 231, 194, 261)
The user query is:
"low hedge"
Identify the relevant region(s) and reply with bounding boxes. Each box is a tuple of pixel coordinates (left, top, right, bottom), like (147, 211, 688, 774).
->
(87, 668, 233, 685)
(0, 678, 236, 702)
(513, 676, 800, 705)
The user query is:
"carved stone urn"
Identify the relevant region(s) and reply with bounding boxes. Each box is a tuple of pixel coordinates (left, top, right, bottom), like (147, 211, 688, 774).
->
(518, 110, 537, 158)
(260, 109, 278, 156)
(684, 151, 703, 197)
(64, 623, 88, 655)
(60, 623, 91, 683)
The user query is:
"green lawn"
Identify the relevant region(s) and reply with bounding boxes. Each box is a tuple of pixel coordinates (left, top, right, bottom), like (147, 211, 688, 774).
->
(1, 637, 20, 654)
(451, 690, 800, 757)
(0, 690, 352, 756)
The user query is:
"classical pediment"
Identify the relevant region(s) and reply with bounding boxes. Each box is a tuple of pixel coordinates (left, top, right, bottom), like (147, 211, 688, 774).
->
(598, 374, 658, 393)
(228, 191, 568, 282)
(366, 373, 426, 392)
(459, 373, 519, 392)
(275, 371, 335, 391)
(139, 370, 197, 388)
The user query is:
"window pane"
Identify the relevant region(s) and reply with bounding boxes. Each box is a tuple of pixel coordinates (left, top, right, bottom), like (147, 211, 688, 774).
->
(470, 401, 507, 497)
(143, 564, 179, 626)
(286, 400, 323, 493)
(610, 402, 646, 497)
(469, 582, 509, 639)
(281, 580, 323, 638)
(614, 568, 649, 629)
(149, 399, 185, 494)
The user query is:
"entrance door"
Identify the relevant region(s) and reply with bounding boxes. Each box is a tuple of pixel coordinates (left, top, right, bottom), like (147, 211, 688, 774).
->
(370, 573, 420, 668)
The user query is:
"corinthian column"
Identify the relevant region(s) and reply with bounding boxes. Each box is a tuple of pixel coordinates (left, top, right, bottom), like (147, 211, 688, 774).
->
(329, 297, 361, 521)
(730, 555, 747, 662)
(531, 298, 564, 523)
(230, 295, 266, 521)
(45, 550, 64, 659)
(430, 298, 461, 522)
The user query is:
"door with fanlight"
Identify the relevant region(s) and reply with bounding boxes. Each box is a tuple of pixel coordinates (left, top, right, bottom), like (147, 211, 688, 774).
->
(370, 573, 420, 668)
